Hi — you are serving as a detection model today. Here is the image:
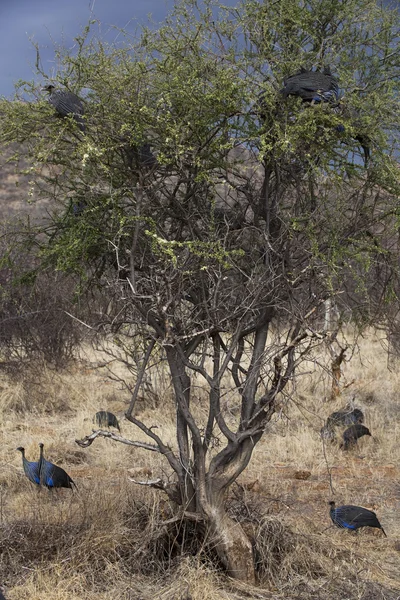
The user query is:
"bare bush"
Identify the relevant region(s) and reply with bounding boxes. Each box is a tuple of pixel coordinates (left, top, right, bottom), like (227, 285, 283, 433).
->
(0, 252, 84, 369)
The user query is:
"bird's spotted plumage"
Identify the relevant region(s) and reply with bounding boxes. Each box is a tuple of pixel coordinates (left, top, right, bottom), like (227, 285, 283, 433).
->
(326, 407, 364, 429)
(329, 501, 386, 536)
(43, 85, 85, 132)
(280, 67, 339, 104)
(93, 410, 121, 431)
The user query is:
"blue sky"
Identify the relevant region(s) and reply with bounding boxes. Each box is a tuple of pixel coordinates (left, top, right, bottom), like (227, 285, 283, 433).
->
(1, 0, 398, 98)
(0, 0, 182, 97)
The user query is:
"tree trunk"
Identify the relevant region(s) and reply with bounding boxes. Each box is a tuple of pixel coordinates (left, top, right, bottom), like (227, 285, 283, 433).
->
(206, 506, 255, 583)
(330, 347, 346, 401)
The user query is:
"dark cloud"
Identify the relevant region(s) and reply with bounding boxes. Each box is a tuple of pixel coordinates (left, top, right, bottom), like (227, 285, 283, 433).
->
(0, 0, 176, 96)
(1, 0, 399, 97)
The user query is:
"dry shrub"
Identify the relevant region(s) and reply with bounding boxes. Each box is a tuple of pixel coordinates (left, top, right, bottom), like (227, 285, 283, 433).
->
(0, 482, 147, 589)
(1, 330, 399, 599)
(156, 557, 225, 600)
(0, 378, 28, 413)
(0, 267, 84, 370)
(0, 364, 72, 414)
(128, 499, 225, 577)
(253, 516, 355, 586)
(0, 480, 224, 597)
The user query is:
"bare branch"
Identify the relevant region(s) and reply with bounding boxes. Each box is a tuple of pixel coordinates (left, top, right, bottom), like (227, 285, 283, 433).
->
(121, 411, 185, 488)
(126, 337, 157, 417)
(128, 476, 184, 504)
(63, 310, 95, 330)
(75, 429, 161, 451)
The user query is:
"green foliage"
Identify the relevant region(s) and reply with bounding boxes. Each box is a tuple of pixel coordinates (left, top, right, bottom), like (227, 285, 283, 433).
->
(0, 0, 399, 334)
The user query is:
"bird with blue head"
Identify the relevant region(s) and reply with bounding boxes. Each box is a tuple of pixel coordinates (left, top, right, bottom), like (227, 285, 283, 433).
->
(329, 501, 386, 536)
(279, 69, 370, 165)
(16, 446, 40, 486)
(38, 443, 76, 490)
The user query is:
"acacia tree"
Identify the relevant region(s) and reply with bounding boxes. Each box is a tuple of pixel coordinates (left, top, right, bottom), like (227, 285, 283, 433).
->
(2, 0, 400, 583)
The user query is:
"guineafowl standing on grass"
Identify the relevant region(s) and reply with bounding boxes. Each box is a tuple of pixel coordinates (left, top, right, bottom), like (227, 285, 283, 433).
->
(16, 447, 40, 486)
(322, 407, 364, 442)
(93, 410, 121, 432)
(340, 423, 372, 450)
(329, 501, 386, 536)
(326, 407, 364, 429)
(38, 443, 76, 490)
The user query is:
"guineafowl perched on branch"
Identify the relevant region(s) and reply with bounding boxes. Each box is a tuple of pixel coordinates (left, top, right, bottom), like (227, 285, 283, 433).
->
(329, 501, 386, 536)
(93, 410, 121, 432)
(340, 423, 371, 450)
(42, 84, 85, 132)
(38, 443, 76, 490)
(16, 447, 40, 486)
(280, 67, 339, 104)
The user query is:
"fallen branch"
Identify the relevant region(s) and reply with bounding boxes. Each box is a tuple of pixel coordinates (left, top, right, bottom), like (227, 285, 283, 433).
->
(161, 511, 205, 525)
(129, 476, 168, 488)
(75, 429, 160, 452)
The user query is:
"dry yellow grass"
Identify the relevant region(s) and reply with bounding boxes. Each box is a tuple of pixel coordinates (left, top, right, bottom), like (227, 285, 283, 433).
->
(0, 331, 399, 599)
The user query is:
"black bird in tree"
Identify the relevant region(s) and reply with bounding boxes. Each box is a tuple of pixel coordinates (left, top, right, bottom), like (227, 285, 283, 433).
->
(329, 501, 386, 536)
(122, 140, 157, 171)
(16, 447, 40, 486)
(280, 67, 339, 104)
(340, 423, 372, 450)
(278, 69, 370, 165)
(332, 100, 371, 165)
(93, 410, 121, 432)
(38, 443, 76, 490)
(42, 84, 85, 132)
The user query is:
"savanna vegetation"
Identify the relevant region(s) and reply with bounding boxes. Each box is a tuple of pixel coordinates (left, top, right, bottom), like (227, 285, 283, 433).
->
(0, 0, 399, 597)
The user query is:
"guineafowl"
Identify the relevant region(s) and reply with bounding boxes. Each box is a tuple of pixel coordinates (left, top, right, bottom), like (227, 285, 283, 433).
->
(329, 501, 386, 536)
(38, 443, 76, 490)
(42, 84, 85, 132)
(93, 410, 121, 432)
(16, 447, 40, 486)
(340, 423, 371, 450)
(280, 67, 339, 104)
(326, 407, 364, 429)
